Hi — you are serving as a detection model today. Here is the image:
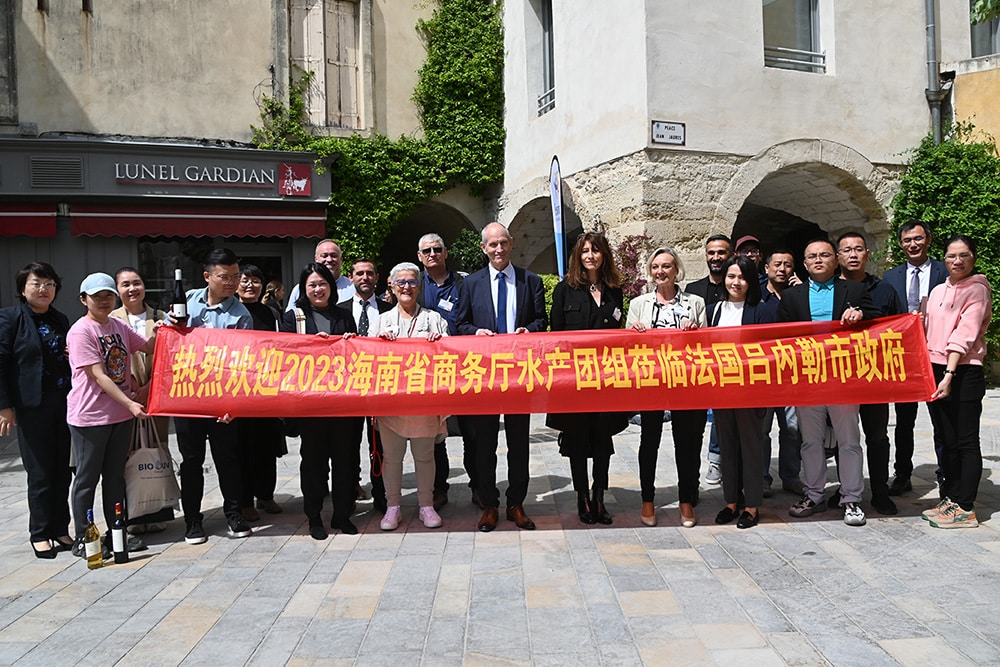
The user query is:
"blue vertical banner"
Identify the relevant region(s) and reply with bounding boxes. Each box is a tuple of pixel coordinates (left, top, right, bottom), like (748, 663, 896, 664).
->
(549, 155, 566, 279)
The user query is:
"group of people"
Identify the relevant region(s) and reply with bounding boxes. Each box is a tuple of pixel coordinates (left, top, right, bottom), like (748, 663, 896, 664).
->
(0, 219, 990, 558)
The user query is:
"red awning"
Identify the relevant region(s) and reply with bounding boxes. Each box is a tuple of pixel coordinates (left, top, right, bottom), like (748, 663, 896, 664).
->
(0, 204, 58, 237)
(70, 203, 327, 238)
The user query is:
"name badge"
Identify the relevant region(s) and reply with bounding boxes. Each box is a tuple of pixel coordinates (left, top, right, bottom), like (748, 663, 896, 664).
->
(438, 298, 454, 312)
(612, 307, 622, 321)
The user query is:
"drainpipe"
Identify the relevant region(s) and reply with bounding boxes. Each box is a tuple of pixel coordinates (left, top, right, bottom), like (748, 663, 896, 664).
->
(925, 0, 945, 144)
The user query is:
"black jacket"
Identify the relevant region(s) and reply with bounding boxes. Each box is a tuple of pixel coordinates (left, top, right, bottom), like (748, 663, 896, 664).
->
(0, 303, 71, 410)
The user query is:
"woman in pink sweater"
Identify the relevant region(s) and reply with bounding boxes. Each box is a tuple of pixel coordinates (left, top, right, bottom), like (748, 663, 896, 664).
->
(922, 235, 991, 529)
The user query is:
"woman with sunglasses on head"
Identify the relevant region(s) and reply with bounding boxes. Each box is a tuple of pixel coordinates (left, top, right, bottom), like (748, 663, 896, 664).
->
(279, 263, 358, 539)
(111, 266, 170, 539)
(922, 235, 991, 529)
(235, 265, 285, 521)
(0, 262, 75, 558)
(374, 262, 450, 531)
(548, 232, 625, 525)
(708, 256, 778, 530)
(626, 247, 707, 528)
(261, 279, 285, 321)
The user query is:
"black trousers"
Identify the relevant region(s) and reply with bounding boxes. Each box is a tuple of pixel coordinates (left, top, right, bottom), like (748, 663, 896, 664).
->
(298, 417, 356, 522)
(860, 403, 890, 498)
(349, 417, 385, 505)
(639, 409, 705, 504)
(16, 392, 72, 542)
(175, 416, 243, 523)
(238, 417, 281, 505)
(928, 364, 985, 510)
(472, 413, 529, 509)
(893, 401, 944, 479)
(716, 408, 767, 508)
(434, 414, 477, 493)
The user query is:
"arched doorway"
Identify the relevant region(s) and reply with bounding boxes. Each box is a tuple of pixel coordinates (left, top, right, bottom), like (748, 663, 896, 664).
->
(379, 200, 476, 278)
(507, 196, 584, 275)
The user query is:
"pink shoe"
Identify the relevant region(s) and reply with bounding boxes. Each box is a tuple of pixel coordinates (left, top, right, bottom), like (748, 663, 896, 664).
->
(380, 506, 401, 531)
(419, 506, 442, 528)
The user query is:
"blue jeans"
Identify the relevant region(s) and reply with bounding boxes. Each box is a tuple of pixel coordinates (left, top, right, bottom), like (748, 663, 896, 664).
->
(762, 406, 802, 485)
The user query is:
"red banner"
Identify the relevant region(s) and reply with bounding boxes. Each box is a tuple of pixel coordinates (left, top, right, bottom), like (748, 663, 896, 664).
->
(147, 314, 935, 418)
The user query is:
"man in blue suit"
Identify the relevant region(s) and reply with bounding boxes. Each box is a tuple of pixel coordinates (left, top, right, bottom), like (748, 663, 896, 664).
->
(881, 221, 948, 495)
(455, 222, 547, 532)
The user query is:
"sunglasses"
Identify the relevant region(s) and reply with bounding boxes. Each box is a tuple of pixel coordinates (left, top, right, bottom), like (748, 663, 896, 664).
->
(419, 246, 444, 255)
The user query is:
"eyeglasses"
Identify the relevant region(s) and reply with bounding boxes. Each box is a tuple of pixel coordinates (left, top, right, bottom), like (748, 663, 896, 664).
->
(804, 252, 835, 261)
(239, 278, 262, 287)
(213, 273, 240, 284)
(737, 248, 761, 258)
(26, 281, 56, 291)
(419, 246, 444, 256)
(838, 246, 867, 256)
(393, 279, 419, 288)
(944, 253, 974, 262)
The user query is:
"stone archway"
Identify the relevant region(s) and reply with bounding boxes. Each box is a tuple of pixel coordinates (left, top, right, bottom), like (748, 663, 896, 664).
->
(714, 139, 901, 258)
(380, 200, 476, 277)
(507, 195, 584, 275)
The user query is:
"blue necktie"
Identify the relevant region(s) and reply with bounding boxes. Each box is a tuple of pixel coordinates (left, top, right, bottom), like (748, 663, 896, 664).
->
(496, 272, 508, 334)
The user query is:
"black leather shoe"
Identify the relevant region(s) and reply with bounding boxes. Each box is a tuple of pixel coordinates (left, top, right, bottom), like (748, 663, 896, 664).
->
(736, 510, 759, 529)
(52, 537, 74, 553)
(827, 487, 842, 509)
(332, 518, 358, 535)
(577, 493, 596, 525)
(308, 519, 328, 541)
(590, 491, 612, 525)
(31, 541, 57, 560)
(432, 488, 448, 512)
(887, 476, 912, 496)
(715, 506, 739, 524)
(871, 494, 898, 515)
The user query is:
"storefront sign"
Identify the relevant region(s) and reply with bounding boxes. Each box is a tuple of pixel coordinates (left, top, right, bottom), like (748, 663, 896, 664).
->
(148, 314, 935, 418)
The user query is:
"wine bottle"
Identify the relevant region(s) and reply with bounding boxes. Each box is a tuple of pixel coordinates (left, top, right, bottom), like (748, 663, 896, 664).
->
(84, 509, 103, 570)
(111, 502, 128, 564)
(169, 268, 188, 325)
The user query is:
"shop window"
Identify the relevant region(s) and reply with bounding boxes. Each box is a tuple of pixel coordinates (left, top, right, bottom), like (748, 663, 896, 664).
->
(763, 0, 826, 73)
(290, 0, 362, 129)
(527, 0, 555, 115)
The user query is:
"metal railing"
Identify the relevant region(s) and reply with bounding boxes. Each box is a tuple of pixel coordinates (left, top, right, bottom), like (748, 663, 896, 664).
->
(537, 87, 555, 115)
(764, 44, 826, 73)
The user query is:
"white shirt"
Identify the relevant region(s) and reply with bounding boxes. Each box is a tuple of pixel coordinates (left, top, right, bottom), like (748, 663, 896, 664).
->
(908, 258, 933, 299)
(487, 263, 517, 332)
(126, 311, 148, 336)
(716, 300, 744, 327)
(352, 295, 382, 337)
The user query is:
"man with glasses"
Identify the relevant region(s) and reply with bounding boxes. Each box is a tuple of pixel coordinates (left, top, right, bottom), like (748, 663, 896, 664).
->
(168, 248, 252, 544)
(337, 259, 392, 509)
(882, 221, 948, 495)
(286, 239, 355, 311)
(779, 239, 877, 526)
(455, 223, 546, 532)
(836, 232, 904, 516)
(416, 233, 476, 512)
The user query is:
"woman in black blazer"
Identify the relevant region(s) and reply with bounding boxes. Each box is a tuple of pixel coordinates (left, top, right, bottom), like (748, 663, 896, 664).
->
(547, 232, 625, 525)
(0, 262, 74, 558)
(279, 262, 358, 540)
(709, 256, 777, 529)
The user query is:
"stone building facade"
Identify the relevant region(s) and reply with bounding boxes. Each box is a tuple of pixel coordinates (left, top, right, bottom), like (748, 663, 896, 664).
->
(499, 1, 980, 280)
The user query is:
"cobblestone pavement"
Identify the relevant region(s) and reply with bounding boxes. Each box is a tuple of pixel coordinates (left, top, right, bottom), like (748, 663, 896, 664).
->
(0, 392, 999, 666)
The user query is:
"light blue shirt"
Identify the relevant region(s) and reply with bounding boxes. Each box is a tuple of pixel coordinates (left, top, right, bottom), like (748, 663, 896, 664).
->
(488, 264, 517, 332)
(185, 288, 252, 330)
(808, 278, 835, 322)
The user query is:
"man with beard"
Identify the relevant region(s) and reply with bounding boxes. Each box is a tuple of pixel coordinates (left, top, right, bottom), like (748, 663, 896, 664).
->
(338, 259, 392, 508)
(686, 234, 732, 485)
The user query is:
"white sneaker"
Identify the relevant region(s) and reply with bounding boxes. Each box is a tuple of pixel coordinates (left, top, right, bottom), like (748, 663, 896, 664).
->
(380, 505, 401, 531)
(705, 462, 722, 485)
(843, 502, 866, 526)
(419, 506, 442, 529)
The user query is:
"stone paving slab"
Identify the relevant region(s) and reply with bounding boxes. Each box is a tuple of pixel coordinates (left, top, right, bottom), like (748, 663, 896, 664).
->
(0, 391, 999, 664)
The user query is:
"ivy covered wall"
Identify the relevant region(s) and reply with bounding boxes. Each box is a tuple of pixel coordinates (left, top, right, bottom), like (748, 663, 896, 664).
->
(252, 0, 504, 261)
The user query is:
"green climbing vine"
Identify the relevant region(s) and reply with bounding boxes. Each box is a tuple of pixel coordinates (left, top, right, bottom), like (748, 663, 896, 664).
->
(251, 0, 504, 260)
